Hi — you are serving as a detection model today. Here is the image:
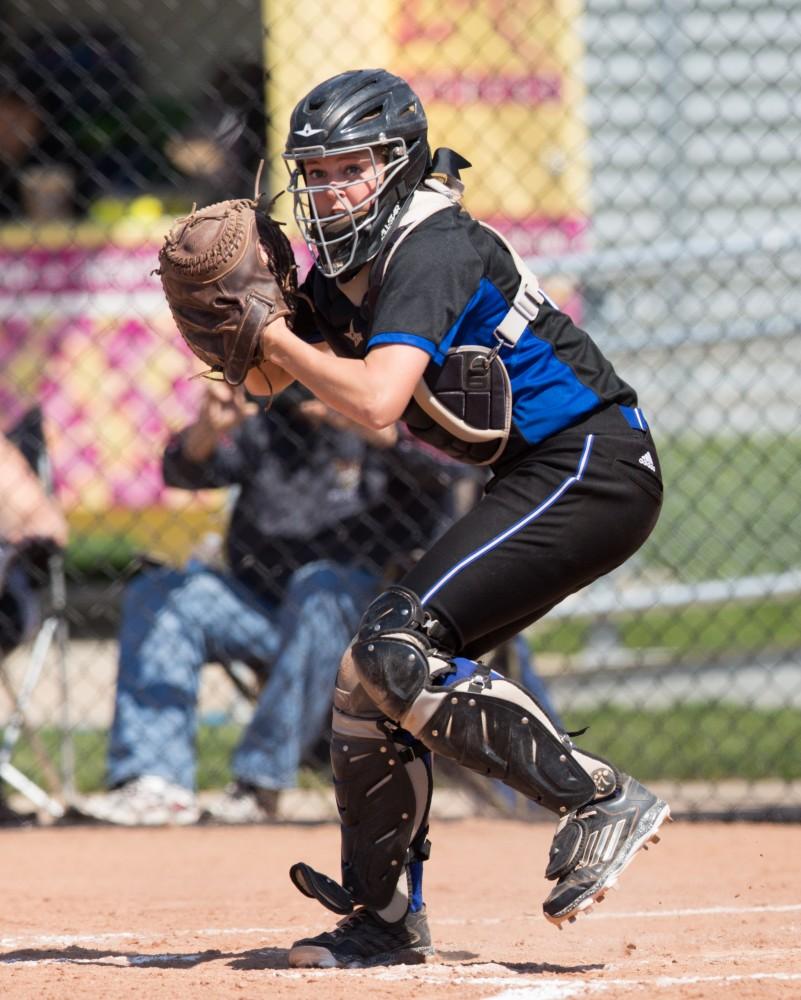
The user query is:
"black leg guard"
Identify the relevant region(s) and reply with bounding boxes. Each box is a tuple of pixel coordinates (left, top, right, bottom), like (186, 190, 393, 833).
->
(333, 714, 432, 915)
(351, 586, 618, 816)
(290, 707, 432, 923)
(410, 673, 602, 813)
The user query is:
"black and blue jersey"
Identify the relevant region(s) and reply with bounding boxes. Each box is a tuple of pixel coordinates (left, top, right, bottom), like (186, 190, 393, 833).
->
(297, 203, 637, 467)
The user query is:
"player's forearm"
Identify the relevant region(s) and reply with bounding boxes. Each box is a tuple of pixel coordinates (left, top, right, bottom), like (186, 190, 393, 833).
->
(358, 423, 399, 448)
(264, 328, 400, 429)
(247, 358, 296, 398)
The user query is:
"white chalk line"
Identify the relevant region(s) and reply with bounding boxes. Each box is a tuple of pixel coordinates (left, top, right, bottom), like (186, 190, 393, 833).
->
(0, 926, 308, 950)
(5, 952, 801, 1000)
(490, 973, 801, 1000)
(436, 901, 801, 923)
(3, 899, 801, 997)
(2, 900, 800, 953)
(585, 901, 801, 921)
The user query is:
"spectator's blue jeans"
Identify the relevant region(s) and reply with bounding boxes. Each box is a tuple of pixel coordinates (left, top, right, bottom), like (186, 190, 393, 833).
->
(106, 560, 378, 792)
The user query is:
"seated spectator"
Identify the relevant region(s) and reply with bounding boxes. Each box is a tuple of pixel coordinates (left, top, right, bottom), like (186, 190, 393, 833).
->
(0, 76, 46, 218)
(1, 23, 178, 218)
(165, 60, 268, 206)
(76, 382, 458, 825)
(0, 429, 68, 825)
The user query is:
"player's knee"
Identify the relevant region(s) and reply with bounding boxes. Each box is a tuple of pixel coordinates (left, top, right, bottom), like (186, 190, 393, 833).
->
(332, 646, 384, 718)
(336, 646, 359, 694)
(349, 586, 434, 721)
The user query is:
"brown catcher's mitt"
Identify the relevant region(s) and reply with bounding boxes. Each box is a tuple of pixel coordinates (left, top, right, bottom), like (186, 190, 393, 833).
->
(158, 195, 298, 385)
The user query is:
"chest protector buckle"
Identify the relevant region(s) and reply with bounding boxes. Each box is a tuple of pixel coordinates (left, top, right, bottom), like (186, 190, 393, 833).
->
(412, 346, 512, 466)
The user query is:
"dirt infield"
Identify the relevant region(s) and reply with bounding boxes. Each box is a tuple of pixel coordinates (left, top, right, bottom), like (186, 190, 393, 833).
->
(1, 818, 800, 999)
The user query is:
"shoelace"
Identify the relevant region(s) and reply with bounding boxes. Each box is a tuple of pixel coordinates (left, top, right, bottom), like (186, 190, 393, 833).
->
(332, 910, 372, 938)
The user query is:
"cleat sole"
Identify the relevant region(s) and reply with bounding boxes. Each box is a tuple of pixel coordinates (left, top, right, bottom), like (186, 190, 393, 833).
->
(289, 945, 342, 968)
(289, 943, 435, 969)
(289, 939, 435, 969)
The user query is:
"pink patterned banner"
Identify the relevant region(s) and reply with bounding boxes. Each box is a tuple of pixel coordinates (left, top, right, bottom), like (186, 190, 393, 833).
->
(0, 240, 210, 523)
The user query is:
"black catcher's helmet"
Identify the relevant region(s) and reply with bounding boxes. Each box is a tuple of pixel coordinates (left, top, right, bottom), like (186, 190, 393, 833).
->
(284, 68, 429, 277)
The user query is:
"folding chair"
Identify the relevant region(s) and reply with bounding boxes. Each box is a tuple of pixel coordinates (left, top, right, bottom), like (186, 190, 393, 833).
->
(0, 407, 73, 819)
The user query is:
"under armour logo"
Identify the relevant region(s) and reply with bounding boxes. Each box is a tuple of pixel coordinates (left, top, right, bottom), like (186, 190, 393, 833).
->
(294, 123, 326, 137)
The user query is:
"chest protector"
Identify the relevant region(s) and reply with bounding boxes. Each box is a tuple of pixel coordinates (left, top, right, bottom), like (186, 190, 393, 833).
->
(368, 180, 544, 465)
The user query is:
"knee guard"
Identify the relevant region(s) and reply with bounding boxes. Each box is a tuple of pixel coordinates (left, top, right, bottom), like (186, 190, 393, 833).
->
(290, 710, 432, 922)
(349, 586, 434, 720)
(351, 586, 617, 815)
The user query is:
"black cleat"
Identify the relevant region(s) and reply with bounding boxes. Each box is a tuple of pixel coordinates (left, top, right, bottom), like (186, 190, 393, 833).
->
(543, 774, 670, 927)
(288, 905, 435, 968)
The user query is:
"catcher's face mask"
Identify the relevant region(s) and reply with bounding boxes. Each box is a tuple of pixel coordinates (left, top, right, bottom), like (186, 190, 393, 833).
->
(285, 140, 409, 277)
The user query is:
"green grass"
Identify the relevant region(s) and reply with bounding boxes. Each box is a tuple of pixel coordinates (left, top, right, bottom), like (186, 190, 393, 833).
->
(559, 703, 801, 782)
(6, 705, 801, 794)
(59, 435, 801, 585)
(530, 433, 801, 657)
(532, 597, 801, 656)
(4, 724, 329, 797)
(644, 433, 801, 581)
(64, 533, 140, 577)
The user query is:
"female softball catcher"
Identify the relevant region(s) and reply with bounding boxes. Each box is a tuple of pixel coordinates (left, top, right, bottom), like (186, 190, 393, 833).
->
(158, 67, 671, 969)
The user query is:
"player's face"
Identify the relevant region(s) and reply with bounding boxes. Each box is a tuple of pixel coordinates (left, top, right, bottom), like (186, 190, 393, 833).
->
(285, 142, 397, 276)
(303, 151, 382, 220)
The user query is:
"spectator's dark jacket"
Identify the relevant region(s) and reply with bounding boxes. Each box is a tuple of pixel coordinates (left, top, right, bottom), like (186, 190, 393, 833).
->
(162, 391, 461, 602)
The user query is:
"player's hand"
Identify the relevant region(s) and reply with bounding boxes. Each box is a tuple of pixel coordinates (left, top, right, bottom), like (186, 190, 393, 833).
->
(158, 197, 299, 387)
(259, 314, 292, 361)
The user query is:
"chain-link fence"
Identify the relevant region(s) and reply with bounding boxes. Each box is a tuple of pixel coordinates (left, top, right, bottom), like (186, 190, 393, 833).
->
(1, 0, 799, 822)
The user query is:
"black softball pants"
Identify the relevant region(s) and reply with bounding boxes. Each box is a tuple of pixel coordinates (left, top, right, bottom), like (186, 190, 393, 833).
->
(401, 404, 664, 659)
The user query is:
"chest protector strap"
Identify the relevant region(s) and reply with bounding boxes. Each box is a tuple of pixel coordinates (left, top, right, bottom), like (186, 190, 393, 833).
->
(369, 178, 544, 465)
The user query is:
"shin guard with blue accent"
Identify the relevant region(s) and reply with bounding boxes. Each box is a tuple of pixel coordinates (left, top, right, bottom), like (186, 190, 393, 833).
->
(351, 586, 617, 815)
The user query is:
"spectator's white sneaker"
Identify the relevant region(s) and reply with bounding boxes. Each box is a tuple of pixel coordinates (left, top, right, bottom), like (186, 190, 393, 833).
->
(201, 782, 280, 824)
(0, 795, 38, 827)
(77, 775, 200, 827)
